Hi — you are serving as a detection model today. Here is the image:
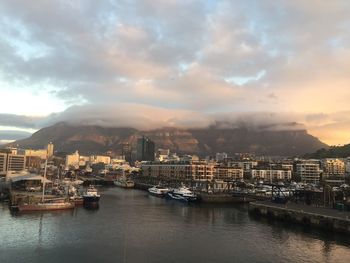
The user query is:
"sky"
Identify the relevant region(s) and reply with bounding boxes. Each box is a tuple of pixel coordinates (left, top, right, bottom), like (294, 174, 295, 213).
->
(1, 0, 350, 145)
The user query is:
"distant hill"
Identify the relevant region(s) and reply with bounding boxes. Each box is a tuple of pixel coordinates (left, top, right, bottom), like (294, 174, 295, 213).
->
(305, 144, 350, 159)
(10, 122, 328, 157)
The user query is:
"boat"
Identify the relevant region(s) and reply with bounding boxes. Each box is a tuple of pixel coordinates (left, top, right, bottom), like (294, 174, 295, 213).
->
(18, 198, 75, 212)
(114, 179, 135, 188)
(17, 159, 75, 212)
(70, 195, 84, 205)
(167, 186, 198, 202)
(148, 185, 170, 197)
(83, 186, 100, 207)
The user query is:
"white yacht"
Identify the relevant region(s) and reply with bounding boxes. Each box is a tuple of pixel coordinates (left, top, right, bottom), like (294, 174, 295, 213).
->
(148, 186, 170, 197)
(168, 186, 198, 202)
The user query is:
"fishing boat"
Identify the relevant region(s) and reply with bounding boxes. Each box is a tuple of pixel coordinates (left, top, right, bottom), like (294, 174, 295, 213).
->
(83, 186, 100, 207)
(148, 185, 170, 197)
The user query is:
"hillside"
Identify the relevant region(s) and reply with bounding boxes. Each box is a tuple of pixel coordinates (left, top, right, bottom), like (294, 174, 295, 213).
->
(305, 144, 350, 159)
(10, 122, 328, 157)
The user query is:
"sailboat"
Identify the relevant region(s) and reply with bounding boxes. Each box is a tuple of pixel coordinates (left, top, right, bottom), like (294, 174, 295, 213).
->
(18, 159, 75, 212)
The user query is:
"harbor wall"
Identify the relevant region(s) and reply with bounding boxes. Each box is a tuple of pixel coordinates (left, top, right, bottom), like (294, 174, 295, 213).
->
(249, 202, 350, 234)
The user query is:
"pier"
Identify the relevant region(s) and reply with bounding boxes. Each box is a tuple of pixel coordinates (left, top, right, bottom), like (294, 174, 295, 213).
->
(249, 201, 350, 234)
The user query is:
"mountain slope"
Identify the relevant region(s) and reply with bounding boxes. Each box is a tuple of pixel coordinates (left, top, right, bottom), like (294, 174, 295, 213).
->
(305, 144, 350, 158)
(11, 122, 328, 157)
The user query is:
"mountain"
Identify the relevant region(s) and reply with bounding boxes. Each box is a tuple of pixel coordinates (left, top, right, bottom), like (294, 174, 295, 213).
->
(305, 144, 350, 159)
(10, 122, 328, 157)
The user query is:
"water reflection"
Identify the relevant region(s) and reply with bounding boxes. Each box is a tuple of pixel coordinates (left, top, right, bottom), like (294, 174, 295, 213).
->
(0, 188, 349, 263)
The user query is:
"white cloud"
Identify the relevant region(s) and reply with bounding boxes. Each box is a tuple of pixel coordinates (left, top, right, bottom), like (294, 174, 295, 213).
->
(0, 0, 350, 144)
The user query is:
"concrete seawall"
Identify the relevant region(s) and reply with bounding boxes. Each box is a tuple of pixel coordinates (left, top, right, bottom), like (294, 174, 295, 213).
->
(249, 201, 350, 234)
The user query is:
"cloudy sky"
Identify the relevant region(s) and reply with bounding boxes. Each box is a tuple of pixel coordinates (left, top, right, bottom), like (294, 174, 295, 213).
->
(1, 0, 350, 145)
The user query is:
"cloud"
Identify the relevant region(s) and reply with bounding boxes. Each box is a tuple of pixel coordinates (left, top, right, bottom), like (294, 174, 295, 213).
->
(0, 1, 350, 144)
(0, 113, 43, 129)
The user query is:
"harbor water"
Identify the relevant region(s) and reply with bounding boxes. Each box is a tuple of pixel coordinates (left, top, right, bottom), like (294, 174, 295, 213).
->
(1, 187, 350, 263)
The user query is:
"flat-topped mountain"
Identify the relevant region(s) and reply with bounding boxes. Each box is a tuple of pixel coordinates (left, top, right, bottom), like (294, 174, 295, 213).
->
(10, 122, 328, 157)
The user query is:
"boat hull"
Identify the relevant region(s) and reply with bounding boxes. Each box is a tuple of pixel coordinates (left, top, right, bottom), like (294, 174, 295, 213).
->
(148, 190, 167, 197)
(167, 192, 198, 202)
(83, 195, 100, 208)
(18, 202, 75, 212)
(114, 181, 135, 188)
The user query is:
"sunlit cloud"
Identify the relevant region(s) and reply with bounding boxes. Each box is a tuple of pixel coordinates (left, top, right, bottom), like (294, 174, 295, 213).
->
(0, 0, 350, 144)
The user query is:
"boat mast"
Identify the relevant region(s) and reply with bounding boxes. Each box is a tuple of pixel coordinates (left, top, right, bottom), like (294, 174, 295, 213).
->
(42, 158, 48, 203)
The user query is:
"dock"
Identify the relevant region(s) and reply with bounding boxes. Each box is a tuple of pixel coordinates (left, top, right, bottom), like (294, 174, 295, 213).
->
(249, 201, 350, 234)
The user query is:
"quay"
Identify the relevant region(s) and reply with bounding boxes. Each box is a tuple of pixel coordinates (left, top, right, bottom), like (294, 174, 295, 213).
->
(249, 201, 350, 234)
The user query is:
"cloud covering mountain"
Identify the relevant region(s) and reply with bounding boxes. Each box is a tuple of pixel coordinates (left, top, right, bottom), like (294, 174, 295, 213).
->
(0, 1, 350, 144)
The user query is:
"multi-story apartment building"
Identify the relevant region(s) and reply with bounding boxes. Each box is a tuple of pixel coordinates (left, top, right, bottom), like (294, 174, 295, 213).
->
(0, 152, 26, 175)
(296, 160, 322, 184)
(214, 166, 243, 180)
(7, 154, 26, 171)
(142, 162, 192, 180)
(0, 153, 7, 174)
(141, 160, 243, 182)
(191, 160, 216, 181)
(251, 169, 292, 182)
(322, 159, 345, 178)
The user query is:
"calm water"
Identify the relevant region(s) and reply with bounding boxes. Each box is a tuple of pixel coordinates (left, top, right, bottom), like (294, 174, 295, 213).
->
(1, 187, 350, 263)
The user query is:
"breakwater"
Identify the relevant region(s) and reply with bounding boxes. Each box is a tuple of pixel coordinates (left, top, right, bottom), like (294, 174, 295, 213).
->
(249, 201, 350, 234)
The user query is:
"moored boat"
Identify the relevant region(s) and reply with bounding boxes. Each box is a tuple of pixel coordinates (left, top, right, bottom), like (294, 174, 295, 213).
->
(70, 195, 84, 205)
(17, 158, 75, 212)
(18, 199, 75, 212)
(83, 186, 100, 208)
(148, 185, 170, 197)
(167, 186, 198, 202)
(114, 178, 135, 188)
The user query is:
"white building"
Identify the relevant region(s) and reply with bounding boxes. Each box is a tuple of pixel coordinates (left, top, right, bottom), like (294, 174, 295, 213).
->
(251, 169, 292, 182)
(322, 158, 345, 178)
(296, 160, 322, 184)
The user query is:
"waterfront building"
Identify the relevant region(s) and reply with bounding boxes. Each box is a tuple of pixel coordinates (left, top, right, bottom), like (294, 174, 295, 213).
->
(322, 158, 345, 178)
(141, 160, 243, 182)
(191, 160, 216, 181)
(136, 136, 155, 161)
(214, 166, 243, 180)
(229, 161, 258, 172)
(296, 160, 322, 184)
(251, 168, 292, 182)
(142, 162, 192, 180)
